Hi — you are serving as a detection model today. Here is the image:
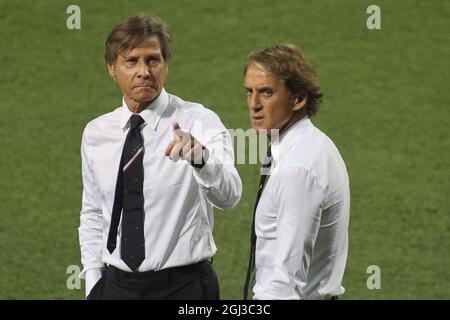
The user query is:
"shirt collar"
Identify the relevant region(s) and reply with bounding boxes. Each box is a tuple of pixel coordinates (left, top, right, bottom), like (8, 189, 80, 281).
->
(119, 88, 169, 130)
(271, 116, 313, 167)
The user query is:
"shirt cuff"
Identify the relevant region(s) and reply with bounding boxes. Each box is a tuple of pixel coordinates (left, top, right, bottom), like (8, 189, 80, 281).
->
(85, 269, 103, 297)
(190, 146, 209, 169)
(191, 150, 220, 188)
(79, 263, 104, 279)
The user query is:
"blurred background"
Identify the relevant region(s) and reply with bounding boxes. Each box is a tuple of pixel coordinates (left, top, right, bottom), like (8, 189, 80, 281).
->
(0, 0, 448, 299)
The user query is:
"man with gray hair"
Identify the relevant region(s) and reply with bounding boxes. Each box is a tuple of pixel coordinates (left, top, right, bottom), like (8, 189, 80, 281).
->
(243, 43, 350, 300)
(78, 14, 242, 300)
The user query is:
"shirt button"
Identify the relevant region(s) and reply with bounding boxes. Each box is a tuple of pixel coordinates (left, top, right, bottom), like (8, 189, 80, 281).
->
(130, 256, 134, 260)
(124, 190, 128, 194)
(134, 178, 138, 182)
(123, 238, 128, 242)
(135, 226, 139, 230)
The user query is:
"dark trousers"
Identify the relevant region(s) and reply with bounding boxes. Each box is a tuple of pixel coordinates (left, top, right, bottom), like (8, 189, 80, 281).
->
(87, 260, 220, 300)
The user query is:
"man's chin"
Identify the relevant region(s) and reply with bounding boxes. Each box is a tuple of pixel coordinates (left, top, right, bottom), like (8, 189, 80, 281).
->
(136, 91, 160, 104)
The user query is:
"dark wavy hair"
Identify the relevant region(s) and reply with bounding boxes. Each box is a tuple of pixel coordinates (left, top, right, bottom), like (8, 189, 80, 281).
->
(105, 14, 171, 65)
(244, 43, 323, 117)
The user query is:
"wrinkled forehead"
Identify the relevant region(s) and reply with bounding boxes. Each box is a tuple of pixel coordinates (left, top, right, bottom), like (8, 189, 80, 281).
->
(119, 36, 163, 57)
(244, 63, 283, 87)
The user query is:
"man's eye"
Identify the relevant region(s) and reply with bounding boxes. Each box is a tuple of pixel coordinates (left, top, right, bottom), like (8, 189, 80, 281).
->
(149, 57, 160, 64)
(127, 59, 137, 64)
(245, 90, 252, 96)
(263, 90, 273, 96)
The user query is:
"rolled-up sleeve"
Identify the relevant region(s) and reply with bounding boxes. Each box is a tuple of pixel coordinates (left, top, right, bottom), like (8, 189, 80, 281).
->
(78, 127, 104, 279)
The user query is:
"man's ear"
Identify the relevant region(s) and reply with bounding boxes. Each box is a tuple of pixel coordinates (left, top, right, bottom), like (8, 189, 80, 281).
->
(293, 95, 307, 111)
(107, 63, 115, 79)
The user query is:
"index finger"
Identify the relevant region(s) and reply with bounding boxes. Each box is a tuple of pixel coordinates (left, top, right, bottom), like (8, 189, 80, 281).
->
(165, 140, 176, 157)
(172, 122, 182, 135)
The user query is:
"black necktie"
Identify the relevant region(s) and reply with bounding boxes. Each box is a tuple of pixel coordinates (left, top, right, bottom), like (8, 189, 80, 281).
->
(107, 114, 146, 271)
(243, 145, 272, 300)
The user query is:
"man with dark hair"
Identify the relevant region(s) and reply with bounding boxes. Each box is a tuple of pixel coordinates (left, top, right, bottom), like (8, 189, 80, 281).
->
(78, 14, 242, 300)
(243, 43, 350, 300)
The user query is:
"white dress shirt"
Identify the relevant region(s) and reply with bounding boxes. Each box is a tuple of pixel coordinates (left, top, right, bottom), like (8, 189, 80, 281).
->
(253, 117, 350, 300)
(79, 89, 242, 296)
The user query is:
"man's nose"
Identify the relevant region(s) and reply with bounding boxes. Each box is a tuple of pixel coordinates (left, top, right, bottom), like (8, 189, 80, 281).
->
(137, 61, 151, 79)
(249, 94, 262, 111)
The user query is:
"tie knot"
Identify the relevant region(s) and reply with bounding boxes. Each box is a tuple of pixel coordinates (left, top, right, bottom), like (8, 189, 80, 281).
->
(129, 114, 145, 129)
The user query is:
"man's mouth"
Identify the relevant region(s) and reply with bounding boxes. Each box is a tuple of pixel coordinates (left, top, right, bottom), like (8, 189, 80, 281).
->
(134, 84, 155, 89)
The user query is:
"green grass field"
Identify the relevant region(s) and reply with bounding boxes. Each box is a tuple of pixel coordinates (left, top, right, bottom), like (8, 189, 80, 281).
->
(0, 0, 448, 299)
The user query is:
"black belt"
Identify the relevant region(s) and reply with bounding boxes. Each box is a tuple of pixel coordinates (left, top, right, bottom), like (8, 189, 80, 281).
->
(105, 260, 209, 282)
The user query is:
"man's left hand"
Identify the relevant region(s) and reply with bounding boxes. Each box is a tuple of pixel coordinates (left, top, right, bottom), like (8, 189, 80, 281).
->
(165, 122, 206, 165)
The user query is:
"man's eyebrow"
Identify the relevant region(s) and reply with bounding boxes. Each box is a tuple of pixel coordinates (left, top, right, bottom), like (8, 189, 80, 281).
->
(243, 86, 273, 91)
(257, 86, 273, 92)
(123, 54, 138, 60)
